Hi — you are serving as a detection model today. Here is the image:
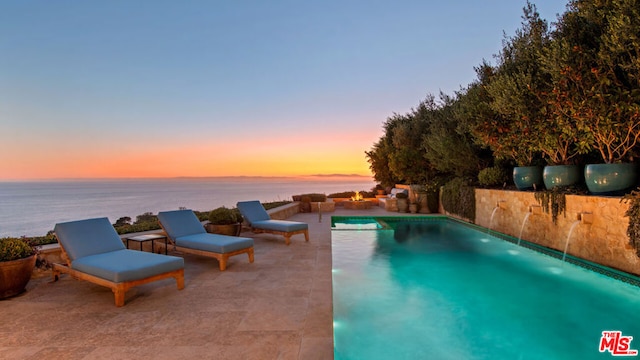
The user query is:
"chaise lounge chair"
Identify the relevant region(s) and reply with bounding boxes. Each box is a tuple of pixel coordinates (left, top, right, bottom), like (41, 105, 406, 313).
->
(53, 217, 185, 307)
(157, 209, 254, 271)
(236, 200, 309, 245)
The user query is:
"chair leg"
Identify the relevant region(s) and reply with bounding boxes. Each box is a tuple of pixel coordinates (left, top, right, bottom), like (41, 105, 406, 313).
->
(304, 230, 309, 241)
(175, 272, 185, 290)
(114, 289, 125, 307)
(219, 256, 228, 271)
(284, 235, 291, 245)
(248, 248, 255, 263)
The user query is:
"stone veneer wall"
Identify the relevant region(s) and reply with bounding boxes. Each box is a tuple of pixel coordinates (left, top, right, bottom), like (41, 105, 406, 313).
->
(475, 189, 640, 276)
(267, 202, 301, 220)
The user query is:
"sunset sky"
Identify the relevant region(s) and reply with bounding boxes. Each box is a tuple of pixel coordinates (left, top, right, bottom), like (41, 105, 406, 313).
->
(0, 1, 567, 180)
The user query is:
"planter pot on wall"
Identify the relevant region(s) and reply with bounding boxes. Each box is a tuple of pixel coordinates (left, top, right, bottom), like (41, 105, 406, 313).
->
(0, 254, 36, 299)
(205, 223, 242, 236)
(397, 199, 408, 213)
(513, 166, 544, 190)
(543, 165, 582, 189)
(585, 163, 638, 195)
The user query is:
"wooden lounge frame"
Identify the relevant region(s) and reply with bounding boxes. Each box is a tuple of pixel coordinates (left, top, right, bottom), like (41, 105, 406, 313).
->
(237, 200, 310, 246)
(52, 217, 185, 307)
(249, 227, 309, 246)
(158, 228, 254, 271)
(52, 262, 184, 307)
(157, 209, 255, 271)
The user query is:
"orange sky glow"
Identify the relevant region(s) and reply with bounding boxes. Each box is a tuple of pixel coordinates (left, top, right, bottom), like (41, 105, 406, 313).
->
(0, 130, 380, 180)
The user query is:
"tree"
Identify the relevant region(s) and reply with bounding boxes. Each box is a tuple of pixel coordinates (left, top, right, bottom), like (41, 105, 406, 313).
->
(387, 111, 432, 184)
(538, 0, 640, 164)
(422, 93, 492, 177)
(473, 2, 552, 166)
(366, 136, 397, 187)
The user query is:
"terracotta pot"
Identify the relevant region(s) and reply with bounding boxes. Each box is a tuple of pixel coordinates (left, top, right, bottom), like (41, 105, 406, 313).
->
(205, 223, 242, 236)
(0, 254, 36, 299)
(397, 199, 408, 213)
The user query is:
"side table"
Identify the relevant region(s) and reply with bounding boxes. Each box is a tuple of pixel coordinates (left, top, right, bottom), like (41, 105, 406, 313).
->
(125, 234, 168, 255)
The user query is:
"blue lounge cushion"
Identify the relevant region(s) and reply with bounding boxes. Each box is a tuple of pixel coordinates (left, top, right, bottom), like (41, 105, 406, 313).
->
(54, 217, 126, 261)
(250, 220, 308, 232)
(71, 249, 184, 283)
(176, 233, 254, 253)
(236, 200, 271, 224)
(157, 210, 206, 239)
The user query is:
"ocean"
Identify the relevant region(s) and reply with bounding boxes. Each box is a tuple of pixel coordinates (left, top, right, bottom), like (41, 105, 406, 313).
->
(0, 177, 376, 237)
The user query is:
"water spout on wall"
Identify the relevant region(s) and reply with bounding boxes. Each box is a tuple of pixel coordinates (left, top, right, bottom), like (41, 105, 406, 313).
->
(562, 220, 582, 262)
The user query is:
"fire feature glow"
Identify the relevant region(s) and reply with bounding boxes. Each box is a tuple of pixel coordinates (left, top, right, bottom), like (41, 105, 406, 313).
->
(351, 191, 363, 201)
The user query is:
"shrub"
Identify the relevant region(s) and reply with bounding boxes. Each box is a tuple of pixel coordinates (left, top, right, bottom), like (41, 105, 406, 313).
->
(328, 191, 356, 198)
(478, 166, 510, 187)
(208, 207, 243, 225)
(263, 201, 292, 210)
(441, 177, 475, 221)
(114, 222, 162, 235)
(0, 237, 36, 262)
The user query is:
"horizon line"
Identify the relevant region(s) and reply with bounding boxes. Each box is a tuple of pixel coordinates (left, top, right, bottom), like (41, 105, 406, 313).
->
(0, 173, 375, 182)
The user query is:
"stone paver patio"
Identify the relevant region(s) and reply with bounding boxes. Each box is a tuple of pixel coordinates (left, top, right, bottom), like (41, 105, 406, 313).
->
(0, 206, 407, 360)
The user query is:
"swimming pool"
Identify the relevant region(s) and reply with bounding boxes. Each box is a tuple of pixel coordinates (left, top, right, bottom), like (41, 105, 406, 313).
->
(331, 216, 640, 359)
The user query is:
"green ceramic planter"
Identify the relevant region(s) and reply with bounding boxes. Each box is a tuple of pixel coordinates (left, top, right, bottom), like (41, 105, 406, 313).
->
(585, 163, 638, 195)
(513, 166, 544, 191)
(543, 165, 582, 189)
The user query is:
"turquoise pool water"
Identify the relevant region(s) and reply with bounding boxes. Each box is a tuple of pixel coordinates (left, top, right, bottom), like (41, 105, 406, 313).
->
(331, 217, 640, 360)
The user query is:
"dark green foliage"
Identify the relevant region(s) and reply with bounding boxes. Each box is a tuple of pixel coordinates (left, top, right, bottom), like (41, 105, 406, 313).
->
(534, 188, 566, 224)
(135, 212, 157, 224)
(0, 237, 36, 262)
(29, 233, 57, 246)
(422, 94, 492, 177)
(541, 0, 640, 164)
(366, 116, 408, 187)
(208, 207, 243, 225)
(113, 211, 161, 234)
(426, 190, 440, 214)
(114, 217, 131, 227)
(478, 166, 510, 187)
(193, 210, 209, 222)
(262, 201, 293, 210)
(114, 222, 162, 235)
(441, 178, 476, 222)
(623, 188, 640, 257)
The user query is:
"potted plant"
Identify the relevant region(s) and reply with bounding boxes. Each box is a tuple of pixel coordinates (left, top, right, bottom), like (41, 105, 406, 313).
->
(300, 196, 312, 213)
(0, 237, 37, 299)
(395, 192, 409, 213)
(541, 0, 640, 195)
(205, 207, 243, 236)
